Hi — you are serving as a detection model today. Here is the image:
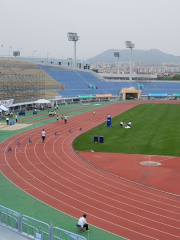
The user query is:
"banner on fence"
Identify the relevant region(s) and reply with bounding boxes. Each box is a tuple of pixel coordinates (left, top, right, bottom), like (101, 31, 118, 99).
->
(0, 99, 15, 106)
(54, 96, 63, 99)
(35, 233, 42, 240)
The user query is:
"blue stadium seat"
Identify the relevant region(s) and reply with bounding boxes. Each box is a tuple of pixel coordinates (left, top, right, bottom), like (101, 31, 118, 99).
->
(38, 64, 180, 97)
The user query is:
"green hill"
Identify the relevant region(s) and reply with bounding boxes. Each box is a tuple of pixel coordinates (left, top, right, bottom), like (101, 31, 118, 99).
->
(87, 49, 180, 65)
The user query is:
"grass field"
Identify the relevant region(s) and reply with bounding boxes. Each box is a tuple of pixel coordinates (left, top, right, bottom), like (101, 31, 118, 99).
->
(73, 103, 180, 157)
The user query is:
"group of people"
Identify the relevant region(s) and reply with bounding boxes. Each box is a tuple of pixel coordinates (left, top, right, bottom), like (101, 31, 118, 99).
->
(55, 114, 68, 123)
(6, 113, 18, 125)
(5, 111, 13, 117)
(120, 120, 132, 128)
(41, 114, 68, 142)
(56, 114, 68, 123)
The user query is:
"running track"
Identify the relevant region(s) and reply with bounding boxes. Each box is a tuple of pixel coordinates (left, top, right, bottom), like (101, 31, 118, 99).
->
(1, 101, 180, 240)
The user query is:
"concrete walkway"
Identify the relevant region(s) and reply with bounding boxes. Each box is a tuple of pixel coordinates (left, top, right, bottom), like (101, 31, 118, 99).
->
(0, 225, 32, 240)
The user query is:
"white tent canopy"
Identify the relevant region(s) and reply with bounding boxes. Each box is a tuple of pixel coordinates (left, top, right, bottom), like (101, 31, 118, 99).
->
(34, 99, 50, 104)
(0, 105, 9, 111)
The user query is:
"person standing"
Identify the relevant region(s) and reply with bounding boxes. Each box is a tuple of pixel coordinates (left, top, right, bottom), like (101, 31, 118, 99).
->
(64, 115, 68, 124)
(77, 214, 89, 232)
(120, 120, 123, 127)
(15, 114, 18, 123)
(56, 114, 59, 122)
(41, 129, 46, 143)
(93, 110, 96, 116)
(6, 116, 9, 125)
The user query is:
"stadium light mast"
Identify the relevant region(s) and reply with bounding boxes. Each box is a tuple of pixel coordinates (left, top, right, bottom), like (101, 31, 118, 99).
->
(114, 52, 120, 74)
(125, 41, 135, 81)
(67, 32, 80, 69)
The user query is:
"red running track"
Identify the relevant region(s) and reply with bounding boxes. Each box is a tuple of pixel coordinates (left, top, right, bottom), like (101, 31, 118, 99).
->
(1, 101, 180, 240)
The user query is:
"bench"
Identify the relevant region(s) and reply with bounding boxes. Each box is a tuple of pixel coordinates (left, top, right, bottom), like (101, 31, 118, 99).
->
(19, 110, 25, 116)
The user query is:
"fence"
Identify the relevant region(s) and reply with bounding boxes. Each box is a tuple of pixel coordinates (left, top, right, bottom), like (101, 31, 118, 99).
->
(0, 205, 89, 240)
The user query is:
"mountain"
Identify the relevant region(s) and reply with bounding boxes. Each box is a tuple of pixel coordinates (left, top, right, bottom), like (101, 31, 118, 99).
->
(87, 49, 180, 65)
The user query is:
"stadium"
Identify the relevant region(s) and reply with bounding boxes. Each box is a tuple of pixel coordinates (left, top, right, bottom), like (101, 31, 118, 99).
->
(1, 58, 180, 240)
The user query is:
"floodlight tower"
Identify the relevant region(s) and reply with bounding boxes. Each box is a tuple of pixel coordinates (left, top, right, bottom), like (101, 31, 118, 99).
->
(67, 32, 80, 69)
(125, 41, 135, 81)
(114, 52, 120, 74)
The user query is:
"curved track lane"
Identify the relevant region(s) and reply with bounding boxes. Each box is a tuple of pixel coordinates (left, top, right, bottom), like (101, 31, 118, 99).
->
(1, 101, 180, 240)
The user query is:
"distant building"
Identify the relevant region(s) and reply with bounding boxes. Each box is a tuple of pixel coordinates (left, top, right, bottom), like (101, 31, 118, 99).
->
(137, 66, 180, 74)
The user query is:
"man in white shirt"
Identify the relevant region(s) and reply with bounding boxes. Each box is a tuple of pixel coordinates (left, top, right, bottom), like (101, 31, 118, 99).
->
(120, 120, 123, 127)
(127, 121, 132, 127)
(15, 114, 18, 123)
(64, 115, 68, 124)
(41, 129, 46, 143)
(77, 214, 89, 232)
(6, 117, 9, 125)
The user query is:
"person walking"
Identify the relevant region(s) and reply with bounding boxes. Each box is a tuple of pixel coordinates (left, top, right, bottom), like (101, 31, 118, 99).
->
(41, 129, 46, 143)
(6, 116, 9, 125)
(56, 114, 59, 122)
(15, 114, 18, 123)
(77, 214, 89, 232)
(93, 110, 96, 116)
(64, 115, 68, 124)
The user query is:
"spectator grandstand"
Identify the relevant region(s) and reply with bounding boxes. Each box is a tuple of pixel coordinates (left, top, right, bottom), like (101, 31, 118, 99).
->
(38, 64, 180, 99)
(1, 60, 180, 103)
(0, 60, 62, 102)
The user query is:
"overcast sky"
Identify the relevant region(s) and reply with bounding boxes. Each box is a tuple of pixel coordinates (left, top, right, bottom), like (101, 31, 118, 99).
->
(0, 0, 180, 60)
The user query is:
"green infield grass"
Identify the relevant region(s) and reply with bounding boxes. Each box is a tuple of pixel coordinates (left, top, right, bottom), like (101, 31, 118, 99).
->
(73, 103, 180, 157)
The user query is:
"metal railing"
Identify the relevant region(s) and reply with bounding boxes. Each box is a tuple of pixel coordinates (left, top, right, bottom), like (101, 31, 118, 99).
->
(0, 205, 89, 240)
(0, 205, 19, 230)
(52, 226, 88, 240)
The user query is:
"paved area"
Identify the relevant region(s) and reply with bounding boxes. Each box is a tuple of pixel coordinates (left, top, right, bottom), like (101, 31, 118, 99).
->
(0, 225, 32, 240)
